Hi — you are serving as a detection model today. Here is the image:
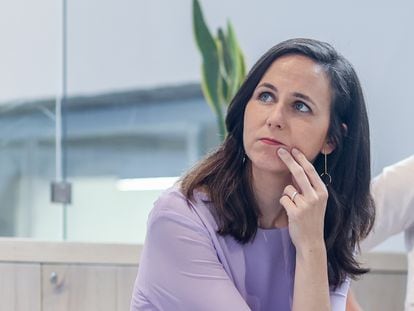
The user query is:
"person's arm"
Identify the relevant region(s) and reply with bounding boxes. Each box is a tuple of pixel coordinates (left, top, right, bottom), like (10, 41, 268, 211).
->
(361, 155, 414, 251)
(292, 247, 351, 311)
(292, 243, 330, 310)
(278, 148, 333, 311)
(130, 206, 251, 311)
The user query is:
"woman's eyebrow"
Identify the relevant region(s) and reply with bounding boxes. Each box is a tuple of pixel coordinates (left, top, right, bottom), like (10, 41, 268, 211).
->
(257, 82, 317, 107)
(257, 82, 278, 92)
(292, 92, 316, 107)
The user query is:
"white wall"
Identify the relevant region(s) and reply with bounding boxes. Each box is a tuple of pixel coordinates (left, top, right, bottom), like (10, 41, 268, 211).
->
(2, 0, 414, 251)
(0, 0, 61, 102)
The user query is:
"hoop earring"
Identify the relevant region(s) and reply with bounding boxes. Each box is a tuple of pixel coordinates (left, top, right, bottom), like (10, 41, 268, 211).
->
(320, 152, 332, 185)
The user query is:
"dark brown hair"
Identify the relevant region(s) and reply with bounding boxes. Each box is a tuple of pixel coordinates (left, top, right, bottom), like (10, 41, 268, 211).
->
(181, 38, 375, 287)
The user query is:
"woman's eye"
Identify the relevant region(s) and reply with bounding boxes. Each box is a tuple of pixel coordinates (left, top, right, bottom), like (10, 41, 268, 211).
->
(258, 92, 274, 103)
(294, 101, 311, 113)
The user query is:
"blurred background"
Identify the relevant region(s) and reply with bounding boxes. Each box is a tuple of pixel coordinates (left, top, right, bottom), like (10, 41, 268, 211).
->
(1, 0, 413, 251)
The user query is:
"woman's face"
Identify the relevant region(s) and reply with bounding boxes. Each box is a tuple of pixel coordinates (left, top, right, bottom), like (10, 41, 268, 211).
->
(243, 54, 334, 175)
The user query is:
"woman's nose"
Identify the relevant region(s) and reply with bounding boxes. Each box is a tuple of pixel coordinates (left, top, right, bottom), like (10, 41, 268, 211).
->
(266, 103, 286, 130)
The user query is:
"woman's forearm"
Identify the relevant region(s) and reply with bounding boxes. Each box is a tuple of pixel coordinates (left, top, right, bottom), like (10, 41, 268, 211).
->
(292, 242, 330, 311)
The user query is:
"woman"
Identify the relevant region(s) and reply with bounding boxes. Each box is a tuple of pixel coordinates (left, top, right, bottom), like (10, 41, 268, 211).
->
(130, 38, 375, 311)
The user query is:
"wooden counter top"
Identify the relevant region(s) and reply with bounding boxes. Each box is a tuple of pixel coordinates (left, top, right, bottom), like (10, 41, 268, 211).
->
(0, 238, 142, 265)
(0, 238, 408, 272)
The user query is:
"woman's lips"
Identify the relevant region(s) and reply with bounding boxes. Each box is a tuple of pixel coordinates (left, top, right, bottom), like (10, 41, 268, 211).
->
(260, 138, 285, 146)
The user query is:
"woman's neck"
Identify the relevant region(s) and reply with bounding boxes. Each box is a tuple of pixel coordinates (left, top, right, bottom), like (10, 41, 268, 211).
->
(250, 164, 291, 229)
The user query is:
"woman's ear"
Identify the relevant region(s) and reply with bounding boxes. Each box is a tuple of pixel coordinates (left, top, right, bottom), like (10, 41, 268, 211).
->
(321, 140, 335, 155)
(321, 123, 348, 155)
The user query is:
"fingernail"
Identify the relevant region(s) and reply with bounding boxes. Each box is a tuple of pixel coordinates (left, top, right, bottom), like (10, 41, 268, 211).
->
(277, 148, 287, 155)
(292, 148, 299, 155)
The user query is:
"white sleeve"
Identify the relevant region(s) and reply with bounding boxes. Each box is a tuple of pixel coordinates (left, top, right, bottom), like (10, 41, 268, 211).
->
(330, 278, 350, 311)
(361, 156, 414, 252)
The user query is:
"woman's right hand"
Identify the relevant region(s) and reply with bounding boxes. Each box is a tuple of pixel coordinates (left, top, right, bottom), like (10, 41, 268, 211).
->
(277, 147, 328, 256)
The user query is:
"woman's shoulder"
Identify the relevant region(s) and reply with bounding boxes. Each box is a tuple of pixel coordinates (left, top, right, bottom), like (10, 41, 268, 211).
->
(151, 185, 210, 215)
(148, 185, 217, 232)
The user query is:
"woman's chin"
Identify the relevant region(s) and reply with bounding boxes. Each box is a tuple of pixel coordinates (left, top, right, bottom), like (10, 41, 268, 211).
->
(250, 158, 289, 175)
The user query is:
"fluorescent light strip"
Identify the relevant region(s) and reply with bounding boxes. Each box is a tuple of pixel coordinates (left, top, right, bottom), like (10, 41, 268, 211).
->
(116, 177, 179, 191)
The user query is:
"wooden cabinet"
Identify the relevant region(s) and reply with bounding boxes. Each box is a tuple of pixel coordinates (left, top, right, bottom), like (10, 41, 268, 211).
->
(0, 239, 141, 311)
(0, 239, 410, 310)
(0, 263, 41, 311)
(42, 264, 137, 311)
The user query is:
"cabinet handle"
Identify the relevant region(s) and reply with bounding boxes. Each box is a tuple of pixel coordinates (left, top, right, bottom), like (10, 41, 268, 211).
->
(50, 272, 58, 284)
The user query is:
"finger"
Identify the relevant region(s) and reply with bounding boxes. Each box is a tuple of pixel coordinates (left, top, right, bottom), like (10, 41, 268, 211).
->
(277, 148, 314, 195)
(291, 148, 327, 193)
(279, 195, 297, 217)
(283, 185, 304, 204)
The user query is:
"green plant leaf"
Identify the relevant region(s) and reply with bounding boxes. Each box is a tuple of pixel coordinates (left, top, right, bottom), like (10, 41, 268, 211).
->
(217, 28, 232, 82)
(215, 36, 227, 106)
(192, 0, 245, 139)
(193, 0, 221, 117)
(226, 21, 243, 103)
(238, 49, 246, 82)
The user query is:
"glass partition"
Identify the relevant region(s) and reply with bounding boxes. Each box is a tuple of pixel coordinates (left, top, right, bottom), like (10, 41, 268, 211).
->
(0, 1, 63, 240)
(0, 1, 222, 243)
(0, 100, 64, 240)
(63, 88, 219, 243)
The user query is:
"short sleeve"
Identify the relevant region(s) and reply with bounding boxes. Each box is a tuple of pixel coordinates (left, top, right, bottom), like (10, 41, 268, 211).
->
(329, 278, 350, 311)
(130, 201, 251, 311)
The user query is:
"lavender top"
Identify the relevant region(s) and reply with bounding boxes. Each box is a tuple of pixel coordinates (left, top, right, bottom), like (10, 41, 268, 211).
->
(130, 187, 349, 311)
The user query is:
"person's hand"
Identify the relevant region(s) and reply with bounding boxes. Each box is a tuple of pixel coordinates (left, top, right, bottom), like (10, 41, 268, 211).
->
(277, 147, 328, 256)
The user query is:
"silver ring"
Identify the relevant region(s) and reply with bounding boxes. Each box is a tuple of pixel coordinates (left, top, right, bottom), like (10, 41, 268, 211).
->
(291, 191, 299, 202)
